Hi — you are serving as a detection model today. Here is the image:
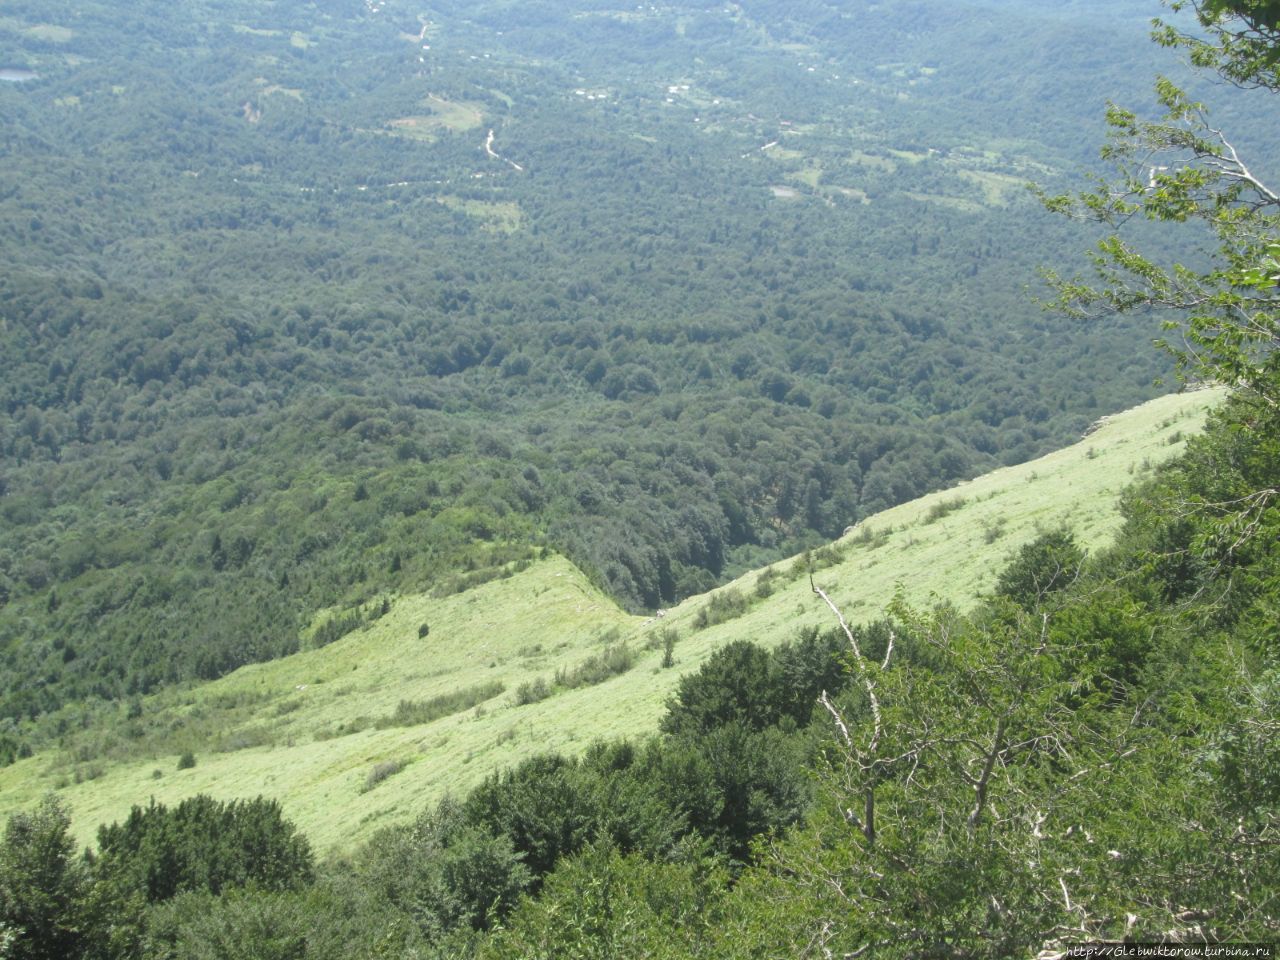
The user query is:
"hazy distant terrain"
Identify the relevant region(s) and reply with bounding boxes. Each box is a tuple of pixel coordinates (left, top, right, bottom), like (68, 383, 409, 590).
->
(0, 0, 1245, 723)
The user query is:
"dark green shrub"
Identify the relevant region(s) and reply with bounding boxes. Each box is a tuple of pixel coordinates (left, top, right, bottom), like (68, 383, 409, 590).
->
(553, 644, 635, 689)
(661, 641, 783, 737)
(753, 567, 781, 599)
(661, 628, 678, 668)
(924, 495, 967, 524)
(662, 628, 859, 738)
(462, 755, 601, 878)
(513, 677, 552, 706)
(376, 681, 506, 729)
(311, 609, 363, 648)
(995, 529, 1086, 609)
(95, 795, 314, 903)
(363, 759, 406, 792)
(0, 797, 89, 960)
(358, 799, 532, 936)
(692, 588, 749, 629)
(653, 725, 809, 862)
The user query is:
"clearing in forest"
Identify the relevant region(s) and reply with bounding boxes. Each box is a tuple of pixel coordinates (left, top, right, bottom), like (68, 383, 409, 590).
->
(958, 168, 1030, 207)
(388, 95, 485, 140)
(0, 18, 74, 42)
(435, 196, 523, 232)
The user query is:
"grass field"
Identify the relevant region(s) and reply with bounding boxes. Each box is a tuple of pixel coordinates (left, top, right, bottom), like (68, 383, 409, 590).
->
(904, 191, 985, 213)
(435, 196, 524, 232)
(232, 24, 280, 36)
(0, 389, 1224, 855)
(259, 83, 304, 101)
(0, 18, 74, 43)
(958, 168, 1029, 206)
(387, 96, 485, 141)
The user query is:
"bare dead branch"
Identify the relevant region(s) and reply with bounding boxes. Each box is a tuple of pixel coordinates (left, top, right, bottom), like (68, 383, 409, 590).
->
(819, 690, 853, 751)
(812, 576, 883, 753)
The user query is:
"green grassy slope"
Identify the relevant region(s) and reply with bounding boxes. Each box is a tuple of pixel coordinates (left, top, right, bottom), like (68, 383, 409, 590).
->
(0, 388, 1224, 854)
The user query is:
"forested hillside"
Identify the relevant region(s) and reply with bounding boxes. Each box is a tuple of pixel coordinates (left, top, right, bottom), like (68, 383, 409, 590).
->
(0, 0, 1277, 954)
(1, 388, 1275, 956)
(0, 389, 1217, 856)
(1, 0, 1230, 728)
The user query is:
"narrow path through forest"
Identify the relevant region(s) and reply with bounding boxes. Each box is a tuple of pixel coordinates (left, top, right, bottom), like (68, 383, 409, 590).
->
(484, 129, 524, 171)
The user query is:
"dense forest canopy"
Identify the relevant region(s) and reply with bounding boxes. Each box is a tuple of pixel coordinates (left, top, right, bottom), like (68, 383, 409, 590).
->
(0, 0, 1270, 725)
(0, 0, 1276, 955)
